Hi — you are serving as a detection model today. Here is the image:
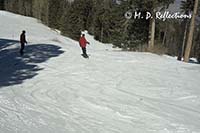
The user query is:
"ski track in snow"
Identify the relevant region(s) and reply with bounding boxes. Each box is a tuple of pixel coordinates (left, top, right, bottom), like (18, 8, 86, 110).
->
(1, 11, 200, 133)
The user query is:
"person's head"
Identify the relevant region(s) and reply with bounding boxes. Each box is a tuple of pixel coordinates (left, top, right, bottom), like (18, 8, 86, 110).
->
(82, 34, 85, 37)
(22, 30, 26, 34)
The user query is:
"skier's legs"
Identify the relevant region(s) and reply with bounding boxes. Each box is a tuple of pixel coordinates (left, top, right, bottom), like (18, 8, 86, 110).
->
(20, 43, 25, 55)
(82, 47, 87, 55)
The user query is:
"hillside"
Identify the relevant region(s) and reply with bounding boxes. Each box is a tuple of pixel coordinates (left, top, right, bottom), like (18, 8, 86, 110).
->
(0, 11, 200, 133)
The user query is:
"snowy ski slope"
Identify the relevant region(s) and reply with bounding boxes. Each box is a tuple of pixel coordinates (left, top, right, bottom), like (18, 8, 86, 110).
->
(0, 11, 200, 133)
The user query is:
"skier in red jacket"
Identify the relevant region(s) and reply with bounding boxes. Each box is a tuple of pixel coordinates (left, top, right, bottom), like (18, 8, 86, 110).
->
(79, 34, 90, 57)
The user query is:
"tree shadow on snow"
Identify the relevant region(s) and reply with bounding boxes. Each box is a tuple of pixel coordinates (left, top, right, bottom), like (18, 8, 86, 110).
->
(0, 38, 64, 88)
(0, 38, 19, 49)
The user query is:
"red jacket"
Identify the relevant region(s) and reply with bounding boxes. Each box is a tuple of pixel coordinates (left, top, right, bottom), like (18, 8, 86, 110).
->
(79, 36, 88, 48)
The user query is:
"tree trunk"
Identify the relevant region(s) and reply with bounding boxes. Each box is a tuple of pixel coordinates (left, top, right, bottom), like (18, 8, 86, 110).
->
(101, 23, 103, 42)
(148, 16, 155, 50)
(162, 23, 167, 46)
(180, 21, 189, 60)
(184, 0, 199, 62)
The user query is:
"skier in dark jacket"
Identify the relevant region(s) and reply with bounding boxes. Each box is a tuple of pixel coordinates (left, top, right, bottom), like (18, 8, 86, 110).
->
(20, 30, 27, 55)
(79, 34, 90, 57)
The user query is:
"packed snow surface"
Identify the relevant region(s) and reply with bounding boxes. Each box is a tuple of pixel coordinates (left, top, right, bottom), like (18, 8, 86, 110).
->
(0, 11, 200, 133)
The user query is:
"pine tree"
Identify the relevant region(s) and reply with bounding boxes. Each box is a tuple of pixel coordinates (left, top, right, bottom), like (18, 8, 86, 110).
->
(109, 0, 149, 50)
(61, 0, 93, 40)
(142, 0, 175, 50)
(0, 0, 4, 10)
(177, 0, 195, 61)
(93, 0, 113, 43)
(48, 0, 66, 29)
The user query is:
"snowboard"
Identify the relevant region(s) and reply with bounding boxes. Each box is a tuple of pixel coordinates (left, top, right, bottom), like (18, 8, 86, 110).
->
(81, 54, 89, 59)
